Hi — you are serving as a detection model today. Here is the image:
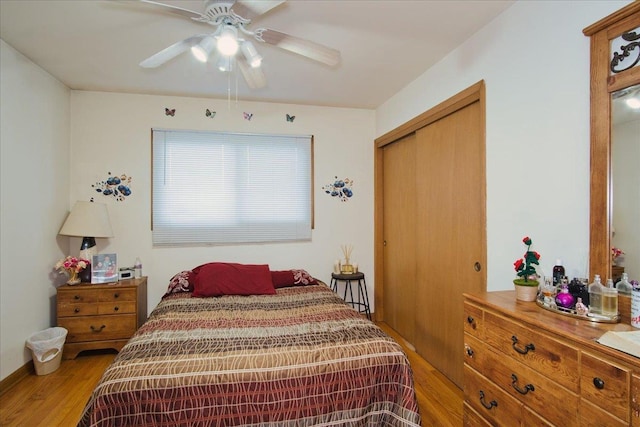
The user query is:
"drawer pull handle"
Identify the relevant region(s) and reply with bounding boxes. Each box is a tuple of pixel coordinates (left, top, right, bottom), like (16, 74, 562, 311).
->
(511, 335, 535, 354)
(511, 374, 535, 395)
(74, 308, 80, 313)
(114, 306, 119, 312)
(465, 344, 474, 358)
(114, 293, 120, 298)
(90, 325, 106, 332)
(74, 295, 80, 300)
(593, 377, 605, 390)
(479, 391, 498, 410)
(467, 316, 474, 324)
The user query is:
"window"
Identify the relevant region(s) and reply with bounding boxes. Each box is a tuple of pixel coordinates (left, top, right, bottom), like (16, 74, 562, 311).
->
(152, 129, 313, 246)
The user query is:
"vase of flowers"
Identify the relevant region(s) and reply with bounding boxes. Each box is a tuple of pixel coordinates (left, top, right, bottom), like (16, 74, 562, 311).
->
(611, 247, 624, 266)
(55, 256, 90, 285)
(513, 236, 541, 301)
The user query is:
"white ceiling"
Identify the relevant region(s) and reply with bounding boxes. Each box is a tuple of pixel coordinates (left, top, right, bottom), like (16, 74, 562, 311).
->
(0, 0, 514, 109)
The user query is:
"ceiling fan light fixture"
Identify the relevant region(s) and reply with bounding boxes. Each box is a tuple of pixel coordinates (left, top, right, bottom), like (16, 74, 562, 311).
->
(626, 96, 640, 109)
(241, 41, 263, 68)
(191, 36, 216, 62)
(217, 55, 233, 72)
(217, 26, 239, 56)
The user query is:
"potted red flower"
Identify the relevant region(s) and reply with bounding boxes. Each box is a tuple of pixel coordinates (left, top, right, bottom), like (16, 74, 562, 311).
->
(513, 236, 541, 301)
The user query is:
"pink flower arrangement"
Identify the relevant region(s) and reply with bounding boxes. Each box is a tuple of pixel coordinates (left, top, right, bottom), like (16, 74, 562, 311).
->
(611, 247, 624, 262)
(55, 256, 90, 274)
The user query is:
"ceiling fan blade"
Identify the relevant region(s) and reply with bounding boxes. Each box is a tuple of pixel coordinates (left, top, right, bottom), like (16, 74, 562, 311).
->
(258, 29, 340, 67)
(237, 59, 267, 89)
(134, 0, 203, 20)
(233, 1, 286, 20)
(140, 35, 206, 68)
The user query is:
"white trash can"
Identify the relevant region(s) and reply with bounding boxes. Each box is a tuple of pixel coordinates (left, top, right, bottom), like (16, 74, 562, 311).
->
(25, 327, 68, 375)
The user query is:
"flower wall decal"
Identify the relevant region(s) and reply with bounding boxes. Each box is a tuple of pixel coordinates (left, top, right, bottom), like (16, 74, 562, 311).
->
(323, 176, 353, 202)
(92, 172, 133, 201)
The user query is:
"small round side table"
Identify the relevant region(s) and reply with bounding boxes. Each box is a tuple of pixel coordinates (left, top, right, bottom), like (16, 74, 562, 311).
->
(330, 272, 371, 320)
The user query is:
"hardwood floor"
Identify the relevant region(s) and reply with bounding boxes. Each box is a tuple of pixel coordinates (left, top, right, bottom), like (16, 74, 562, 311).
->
(0, 324, 463, 426)
(378, 323, 464, 427)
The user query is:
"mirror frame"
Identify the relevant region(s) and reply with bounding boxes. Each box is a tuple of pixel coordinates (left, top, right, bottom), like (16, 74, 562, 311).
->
(584, 3, 640, 282)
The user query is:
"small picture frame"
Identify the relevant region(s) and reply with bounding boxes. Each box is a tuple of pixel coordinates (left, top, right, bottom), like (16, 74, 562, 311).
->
(91, 253, 118, 284)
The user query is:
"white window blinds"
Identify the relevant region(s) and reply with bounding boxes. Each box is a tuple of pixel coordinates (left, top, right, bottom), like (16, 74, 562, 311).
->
(152, 129, 313, 246)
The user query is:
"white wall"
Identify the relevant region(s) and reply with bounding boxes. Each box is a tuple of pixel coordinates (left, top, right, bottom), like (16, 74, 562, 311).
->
(0, 40, 71, 381)
(70, 91, 375, 312)
(376, 1, 632, 289)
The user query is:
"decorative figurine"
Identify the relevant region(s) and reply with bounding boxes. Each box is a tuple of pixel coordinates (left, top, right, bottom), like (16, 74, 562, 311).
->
(575, 297, 589, 316)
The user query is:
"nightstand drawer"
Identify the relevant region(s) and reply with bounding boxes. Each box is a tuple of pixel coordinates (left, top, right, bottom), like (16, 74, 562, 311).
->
(59, 314, 136, 342)
(98, 288, 136, 302)
(58, 303, 98, 317)
(581, 351, 630, 422)
(57, 289, 98, 304)
(97, 301, 136, 315)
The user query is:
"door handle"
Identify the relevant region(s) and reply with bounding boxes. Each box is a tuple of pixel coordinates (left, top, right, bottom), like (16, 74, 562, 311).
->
(474, 262, 482, 272)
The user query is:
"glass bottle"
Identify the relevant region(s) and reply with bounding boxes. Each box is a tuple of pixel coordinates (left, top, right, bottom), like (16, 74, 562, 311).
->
(555, 279, 575, 309)
(615, 272, 633, 296)
(134, 257, 142, 278)
(552, 259, 565, 287)
(588, 274, 604, 315)
(601, 279, 618, 316)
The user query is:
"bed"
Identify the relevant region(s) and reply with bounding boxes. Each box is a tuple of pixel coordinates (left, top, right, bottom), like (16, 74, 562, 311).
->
(78, 264, 421, 426)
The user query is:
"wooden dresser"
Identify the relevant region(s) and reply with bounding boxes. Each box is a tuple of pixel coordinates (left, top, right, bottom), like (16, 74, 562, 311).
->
(57, 277, 147, 359)
(463, 291, 640, 427)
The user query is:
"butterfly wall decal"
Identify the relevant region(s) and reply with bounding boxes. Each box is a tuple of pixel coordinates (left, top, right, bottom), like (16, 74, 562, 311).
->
(165, 108, 176, 117)
(286, 114, 296, 122)
(206, 109, 216, 118)
(243, 112, 253, 121)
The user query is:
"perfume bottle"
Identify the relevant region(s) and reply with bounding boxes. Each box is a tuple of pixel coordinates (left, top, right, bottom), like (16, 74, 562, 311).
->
(615, 273, 633, 296)
(602, 279, 618, 316)
(552, 259, 565, 287)
(588, 274, 604, 315)
(555, 279, 575, 309)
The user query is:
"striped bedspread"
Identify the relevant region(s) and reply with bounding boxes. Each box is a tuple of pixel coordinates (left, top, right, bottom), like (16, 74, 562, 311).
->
(79, 283, 421, 426)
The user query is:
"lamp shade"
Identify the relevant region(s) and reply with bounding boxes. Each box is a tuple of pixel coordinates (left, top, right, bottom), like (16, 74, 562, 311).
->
(59, 201, 113, 239)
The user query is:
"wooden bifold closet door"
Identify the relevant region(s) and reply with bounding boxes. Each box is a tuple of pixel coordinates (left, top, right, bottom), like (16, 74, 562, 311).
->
(377, 82, 486, 389)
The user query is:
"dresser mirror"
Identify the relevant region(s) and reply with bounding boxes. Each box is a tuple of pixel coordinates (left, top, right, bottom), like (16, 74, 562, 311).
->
(584, 4, 639, 298)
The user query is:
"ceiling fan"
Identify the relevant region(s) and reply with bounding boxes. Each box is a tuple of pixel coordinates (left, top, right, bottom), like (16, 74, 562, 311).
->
(120, 0, 341, 89)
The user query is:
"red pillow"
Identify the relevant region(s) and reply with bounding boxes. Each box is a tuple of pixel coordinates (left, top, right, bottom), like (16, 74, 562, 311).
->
(192, 263, 275, 297)
(271, 269, 318, 288)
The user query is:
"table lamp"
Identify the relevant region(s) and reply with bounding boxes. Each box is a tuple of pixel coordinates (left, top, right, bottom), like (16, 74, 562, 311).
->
(59, 201, 113, 260)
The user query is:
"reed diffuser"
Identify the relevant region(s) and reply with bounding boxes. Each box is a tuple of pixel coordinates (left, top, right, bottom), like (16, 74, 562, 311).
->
(340, 244, 354, 274)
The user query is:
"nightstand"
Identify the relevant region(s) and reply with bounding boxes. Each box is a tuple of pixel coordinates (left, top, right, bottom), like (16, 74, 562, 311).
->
(330, 272, 371, 320)
(56, 277, 147, 359)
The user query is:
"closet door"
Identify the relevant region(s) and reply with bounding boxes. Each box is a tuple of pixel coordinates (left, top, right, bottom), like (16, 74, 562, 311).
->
(414, 100, 485, 388)
(382, 133, 417, 344)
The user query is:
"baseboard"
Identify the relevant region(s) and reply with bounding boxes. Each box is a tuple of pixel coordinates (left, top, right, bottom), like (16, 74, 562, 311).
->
(0, 360, 34, 397)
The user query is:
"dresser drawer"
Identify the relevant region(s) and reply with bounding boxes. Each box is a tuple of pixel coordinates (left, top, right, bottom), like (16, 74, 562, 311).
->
(579, 398, 627, 427)
(57, 289, 98, 304)
(98, 288, 136, 302)
(580, 351, 630, 422)
(57, 303, 98, 317)
(59, 314, 136, 342)
(466, 332, 579, 427)
(97, 301, 136, 315)
(483, 310, 580, 393)
(463, 402, 492, 426)
(464, 365, 522, 426)
(464, 301, 484, 340)
(633, 374, 640, 427)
